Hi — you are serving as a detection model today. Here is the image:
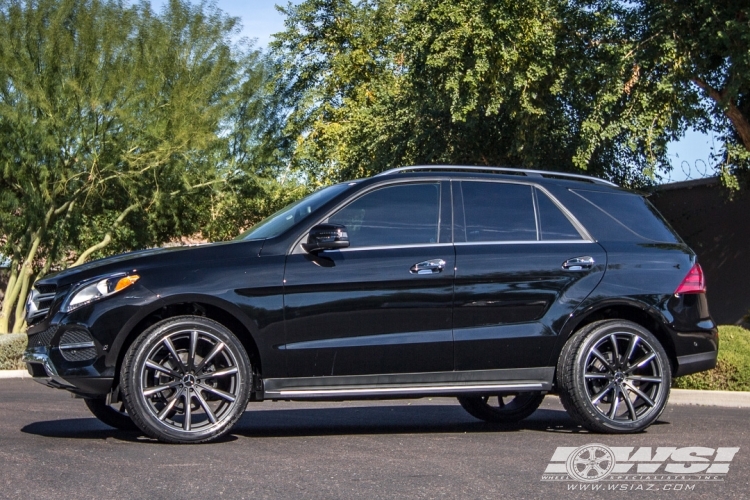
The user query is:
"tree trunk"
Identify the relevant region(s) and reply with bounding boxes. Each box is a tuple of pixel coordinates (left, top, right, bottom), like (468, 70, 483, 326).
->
(692, 78, 750, 152)
(0, 262, 19, 333)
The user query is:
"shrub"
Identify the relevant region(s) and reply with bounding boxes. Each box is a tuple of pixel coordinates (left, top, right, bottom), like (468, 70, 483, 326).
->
(673, 325, 750, 391)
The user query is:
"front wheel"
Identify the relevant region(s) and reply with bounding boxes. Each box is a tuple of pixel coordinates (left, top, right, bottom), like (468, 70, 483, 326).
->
(458, 392, 545, 423)
(121, 316, 252, 444)
(556, 319, 671, 433)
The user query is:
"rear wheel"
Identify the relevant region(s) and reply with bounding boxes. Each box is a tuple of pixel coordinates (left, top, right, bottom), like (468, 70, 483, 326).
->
(84, 396, 138, 431)
(121, 316, 252, 444)
(557, 319, 671, 433)
(457, 392, 545, 423)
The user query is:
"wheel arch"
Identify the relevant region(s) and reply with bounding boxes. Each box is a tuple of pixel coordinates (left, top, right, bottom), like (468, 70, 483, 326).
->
(106, 294, 263, 392)
(558, 299, 678, 375)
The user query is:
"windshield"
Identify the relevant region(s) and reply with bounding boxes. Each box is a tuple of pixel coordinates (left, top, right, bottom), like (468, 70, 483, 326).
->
(236, 183, 352, 240)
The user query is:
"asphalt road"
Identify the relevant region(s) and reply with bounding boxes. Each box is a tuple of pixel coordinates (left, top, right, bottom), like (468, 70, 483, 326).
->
(1, 379, 749, 500)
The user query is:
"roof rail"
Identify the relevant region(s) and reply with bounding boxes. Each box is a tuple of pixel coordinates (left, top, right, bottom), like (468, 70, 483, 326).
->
(375, 165, 618, 187)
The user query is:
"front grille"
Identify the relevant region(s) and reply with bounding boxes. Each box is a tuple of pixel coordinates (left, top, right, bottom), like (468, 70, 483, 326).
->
(59, 329, 97, 362)
(34, 284, 57, 295)
(26, 285, 58, 325)
(28, 325, 59, 348)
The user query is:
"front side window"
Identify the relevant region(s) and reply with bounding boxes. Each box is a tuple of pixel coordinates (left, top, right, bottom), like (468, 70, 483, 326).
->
(459, 181, 537, 242)
(328, 183, 440, 248)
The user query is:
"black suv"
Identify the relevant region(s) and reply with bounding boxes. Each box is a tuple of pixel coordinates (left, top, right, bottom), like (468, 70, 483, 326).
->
(24, 166, 718, 443)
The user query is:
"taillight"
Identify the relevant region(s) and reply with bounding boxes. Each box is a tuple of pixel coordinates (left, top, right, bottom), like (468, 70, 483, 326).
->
(674, 263, 705, 294)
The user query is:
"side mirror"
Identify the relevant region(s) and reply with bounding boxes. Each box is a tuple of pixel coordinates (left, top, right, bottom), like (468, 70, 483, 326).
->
(302, 224, 350, 253)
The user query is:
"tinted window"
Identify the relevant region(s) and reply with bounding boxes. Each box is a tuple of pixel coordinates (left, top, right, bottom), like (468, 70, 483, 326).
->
(460, 182, 537, 242)
(328, 183, 440, 247)
(237, 183, 351, 240)
(535, 189, 583, 240)
(571, 189, 679, 243)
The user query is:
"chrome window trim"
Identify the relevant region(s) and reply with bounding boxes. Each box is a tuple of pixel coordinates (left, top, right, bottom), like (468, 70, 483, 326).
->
(333, 243, 454, 253)
(454, 239, 594, 246)
(289, 176, 595, 255)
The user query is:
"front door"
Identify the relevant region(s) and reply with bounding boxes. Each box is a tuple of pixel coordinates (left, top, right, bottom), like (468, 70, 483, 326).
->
(452, 180, 606, 371)
(282, 181, 455, 378)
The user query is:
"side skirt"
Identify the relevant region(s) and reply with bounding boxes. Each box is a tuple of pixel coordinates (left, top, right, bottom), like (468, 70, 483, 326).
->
(262, 367, 554, 400)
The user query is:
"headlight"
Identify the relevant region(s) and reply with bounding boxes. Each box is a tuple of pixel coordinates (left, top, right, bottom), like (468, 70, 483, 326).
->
(63, 274, 140, 312)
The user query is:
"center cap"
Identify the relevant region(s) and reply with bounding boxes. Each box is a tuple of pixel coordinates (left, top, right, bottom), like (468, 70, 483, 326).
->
(182, 374, 196, 388)
(614, 371, 625, 383)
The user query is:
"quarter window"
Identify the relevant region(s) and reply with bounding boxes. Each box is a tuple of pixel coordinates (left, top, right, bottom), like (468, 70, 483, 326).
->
(328, 183, 440, 247)
(535, 189, 583, 240)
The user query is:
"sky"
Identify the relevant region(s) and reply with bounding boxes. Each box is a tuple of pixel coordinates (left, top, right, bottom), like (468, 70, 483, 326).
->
(152, 0, 716, 184)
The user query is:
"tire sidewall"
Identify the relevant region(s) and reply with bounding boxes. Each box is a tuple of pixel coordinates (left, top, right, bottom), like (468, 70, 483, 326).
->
(122, 316, 251, 443)
(570, 321, 671, 433)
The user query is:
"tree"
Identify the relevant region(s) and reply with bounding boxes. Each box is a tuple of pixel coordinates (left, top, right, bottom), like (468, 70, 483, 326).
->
(270, 0, 685, 186)
(625, 0, 750, 187)
(0, 0, 279, 332)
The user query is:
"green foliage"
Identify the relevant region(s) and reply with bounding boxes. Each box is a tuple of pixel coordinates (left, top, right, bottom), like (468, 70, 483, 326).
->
(271, 0, 685, 186)
(0, 333, 26, 370)
(621, 0, 750, 187)
(271, 0, 750, 187)
(674, 326, 750, 392)
(0, 0, 285, 332)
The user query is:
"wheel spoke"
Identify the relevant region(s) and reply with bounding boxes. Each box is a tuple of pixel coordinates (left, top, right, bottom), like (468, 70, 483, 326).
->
(590, 382, 614, 405)
(585, 372, 609, 379)
(163, 337, 187, 374)
(197, 383, 236, 402)
(145, 360, 181, 378)
(625, 352, 656, 374)
(497, 396, 505, 408)
(622, 386, 638, 421)
(627, 375, 662, 383)
(183, 389, 192, 431)
(198, 366, 238, 380)
(609, 335, 620, 366)
(590, 348, 614, 372)
(608, 385, 620, 419)
(189, 330, 198, 371)
(195, 341, 226, 373)
(623, 381, 655, 407)
(143, 381, 181, 397)
(157, 389, 183, 421)
(623, 335, 639, 364)
(194, 388, 217, 424)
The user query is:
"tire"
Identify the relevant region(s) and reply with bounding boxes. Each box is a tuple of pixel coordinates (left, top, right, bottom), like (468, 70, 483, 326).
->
(84, 396, 139, 431)
(457, 392, 545, 423)
(556, 319, 671, 433)
(121, 316, 252, 444)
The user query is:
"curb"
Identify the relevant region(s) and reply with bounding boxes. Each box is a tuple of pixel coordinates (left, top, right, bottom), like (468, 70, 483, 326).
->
(0, 370, 29, 379)
(668, 389, 750, 408)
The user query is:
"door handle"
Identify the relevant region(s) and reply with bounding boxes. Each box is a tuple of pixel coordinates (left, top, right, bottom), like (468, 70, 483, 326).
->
(410, 259, 446, 275)
(562, 256, 595, 271)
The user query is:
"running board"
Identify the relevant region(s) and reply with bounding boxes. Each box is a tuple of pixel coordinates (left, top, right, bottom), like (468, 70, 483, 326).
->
(262, 368, 554, 400)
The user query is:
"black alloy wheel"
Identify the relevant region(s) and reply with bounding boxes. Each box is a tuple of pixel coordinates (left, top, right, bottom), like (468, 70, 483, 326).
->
(121, 316, 252, 444)
(557, 320, 671, 433)
(457, 392, 545, 423)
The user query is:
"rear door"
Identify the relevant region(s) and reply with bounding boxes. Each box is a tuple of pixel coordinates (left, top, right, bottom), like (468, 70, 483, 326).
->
(452, 180, 606, 371)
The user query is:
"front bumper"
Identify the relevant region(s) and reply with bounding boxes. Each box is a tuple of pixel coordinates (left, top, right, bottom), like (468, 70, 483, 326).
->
(24, 346, 114, 396)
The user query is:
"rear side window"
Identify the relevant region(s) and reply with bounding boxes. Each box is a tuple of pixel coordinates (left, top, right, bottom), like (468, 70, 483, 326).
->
(459, 182, 537, 242)
(571, 189, 679, 243)
(535, 189, 583, 241)
(328, 183, 440, 247)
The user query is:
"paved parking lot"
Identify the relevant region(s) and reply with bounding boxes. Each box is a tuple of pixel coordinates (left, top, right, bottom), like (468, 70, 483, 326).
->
(1, 379, 749, 499)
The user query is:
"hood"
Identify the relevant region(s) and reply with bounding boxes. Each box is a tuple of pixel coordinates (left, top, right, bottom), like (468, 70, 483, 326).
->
(36, 239, 265, 289)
